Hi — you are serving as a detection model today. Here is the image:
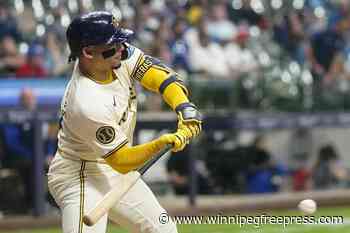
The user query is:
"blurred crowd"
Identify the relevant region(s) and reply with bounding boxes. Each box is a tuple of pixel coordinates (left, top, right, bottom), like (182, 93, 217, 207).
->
(1, 0, 350, 110)
(0, 88, 58, 214)
(0, 0, 349, 80)
(166, 132, 350, 196)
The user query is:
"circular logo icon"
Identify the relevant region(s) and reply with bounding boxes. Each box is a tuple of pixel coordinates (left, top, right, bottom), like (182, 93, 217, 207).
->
(159, 213, 170, 225)
(96, 126, 115, 144)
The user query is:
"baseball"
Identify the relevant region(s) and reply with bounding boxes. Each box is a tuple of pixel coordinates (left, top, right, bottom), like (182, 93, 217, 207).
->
(298, 199, 317, 214)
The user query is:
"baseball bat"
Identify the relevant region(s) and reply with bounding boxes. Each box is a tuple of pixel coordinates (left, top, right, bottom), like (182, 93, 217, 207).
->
(83, 144, 172, 226)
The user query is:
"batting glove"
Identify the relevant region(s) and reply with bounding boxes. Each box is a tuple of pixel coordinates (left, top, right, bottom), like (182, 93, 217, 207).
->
(175, 102, 202, 139)
(159, 128, 193, 152)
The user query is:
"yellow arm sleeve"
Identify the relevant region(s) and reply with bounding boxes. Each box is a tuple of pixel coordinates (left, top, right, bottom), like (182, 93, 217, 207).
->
(104, 138, 167, 174)
(162, 83, 189, 111)
(140, 66, 189, 110)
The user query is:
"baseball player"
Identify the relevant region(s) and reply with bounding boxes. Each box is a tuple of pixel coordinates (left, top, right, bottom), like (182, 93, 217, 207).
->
(47, 11, 202, 233)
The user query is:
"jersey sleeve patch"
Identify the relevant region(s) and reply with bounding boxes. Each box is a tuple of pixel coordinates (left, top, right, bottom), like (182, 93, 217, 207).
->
(96, 126, 116, 144)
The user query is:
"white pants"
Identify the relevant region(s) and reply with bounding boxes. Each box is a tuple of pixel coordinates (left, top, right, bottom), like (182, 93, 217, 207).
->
(48, 153, 177, 233)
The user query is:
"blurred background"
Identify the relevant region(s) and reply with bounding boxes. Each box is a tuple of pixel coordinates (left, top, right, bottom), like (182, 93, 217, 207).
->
(1, 0, 350, 231)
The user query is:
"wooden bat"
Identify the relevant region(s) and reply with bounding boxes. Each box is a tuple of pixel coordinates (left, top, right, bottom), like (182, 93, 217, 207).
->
(83, 144, 172, 226)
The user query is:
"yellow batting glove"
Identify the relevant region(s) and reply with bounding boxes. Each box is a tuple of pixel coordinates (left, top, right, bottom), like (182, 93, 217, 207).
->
(176, 102, 202, 139)
(159, 128, 192, 152)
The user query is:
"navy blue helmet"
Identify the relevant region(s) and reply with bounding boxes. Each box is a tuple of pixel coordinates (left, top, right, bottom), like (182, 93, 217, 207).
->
(66, 11, 134, 62)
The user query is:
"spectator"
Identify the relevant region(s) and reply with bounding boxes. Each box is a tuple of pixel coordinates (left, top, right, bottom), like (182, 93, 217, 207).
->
(206, 1, 236, 43)
(151, 39, 172, 66)
(169, 17, 191, 74)
(245, 136, 287, 193)
(0, 35, 25, 76)
(151, 16, 172, 64)
(1, 88, 37, 213)
(312, 144, 348, 189)
(134, 2, 157, 49)
(187, 17, 230, 78)
(46, 5, 67, 43)
(166, 147, 213, 195)
(224, 24, 259, 77)
(273, 11, 308, 64)
(0, 88, 56, 213)
(204, 133, 250, 194)
(186, 0, 208, 26)
(16, 44, 48, 78)
(288, 128, 313, 191)
(324, 12, 350, 84)
(0, 3, 21, 42)
(43, 32, 71, 77)
(306, 14, 350, 85)
(292, 163, 311, 191)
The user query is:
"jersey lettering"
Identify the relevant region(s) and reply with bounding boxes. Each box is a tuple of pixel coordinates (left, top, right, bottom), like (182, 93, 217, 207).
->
(133, 56, 153, 81)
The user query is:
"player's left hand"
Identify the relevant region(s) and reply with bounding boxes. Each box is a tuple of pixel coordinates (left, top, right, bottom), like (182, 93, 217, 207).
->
(176, 102, 202, 139)
(159, 127, 193, 152)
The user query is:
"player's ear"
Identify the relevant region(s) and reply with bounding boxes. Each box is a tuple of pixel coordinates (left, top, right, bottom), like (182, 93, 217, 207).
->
(82, 47, 94, 59)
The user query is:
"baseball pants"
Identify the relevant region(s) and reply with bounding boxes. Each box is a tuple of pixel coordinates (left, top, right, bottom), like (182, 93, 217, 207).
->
(48, 153, 177, 233)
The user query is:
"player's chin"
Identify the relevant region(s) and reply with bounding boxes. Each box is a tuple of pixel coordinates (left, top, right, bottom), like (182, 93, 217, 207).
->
(112, 63, 121, 69)
(111, 57, 122, 69)
(110, 60, 121, 69)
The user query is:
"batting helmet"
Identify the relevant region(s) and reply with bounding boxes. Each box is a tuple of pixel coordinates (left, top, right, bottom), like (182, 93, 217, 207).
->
(66, 11, 133, 62)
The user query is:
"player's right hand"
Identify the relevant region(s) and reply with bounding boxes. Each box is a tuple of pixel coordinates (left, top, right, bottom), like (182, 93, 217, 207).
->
(159, 128, 192, 152)
(176, 102, 202, 140)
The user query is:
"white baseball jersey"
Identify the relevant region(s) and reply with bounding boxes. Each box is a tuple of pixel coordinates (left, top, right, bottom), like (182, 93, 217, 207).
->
(48, 44, 178, 233)
(57, 44, 144, 162)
